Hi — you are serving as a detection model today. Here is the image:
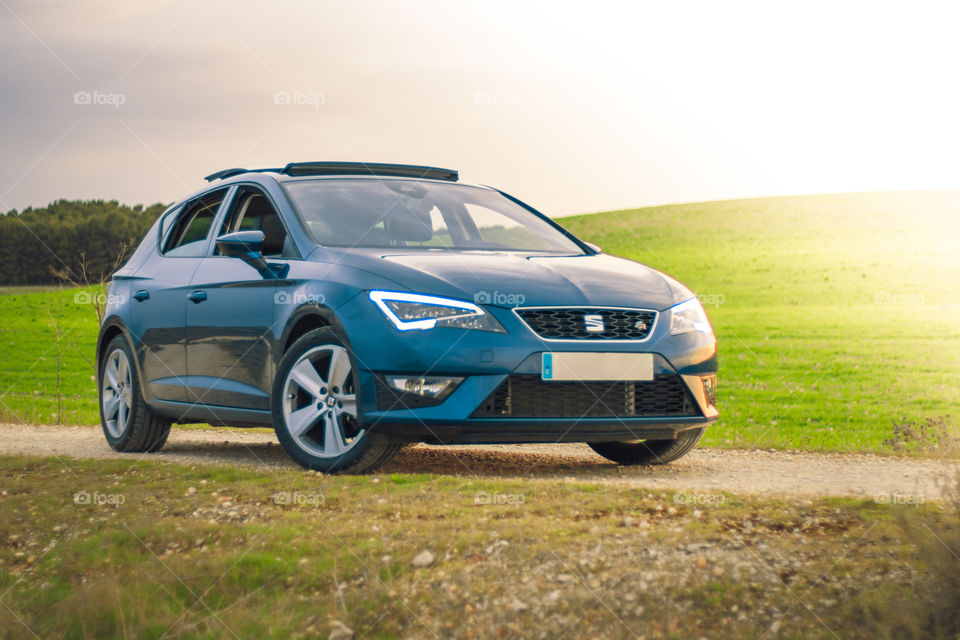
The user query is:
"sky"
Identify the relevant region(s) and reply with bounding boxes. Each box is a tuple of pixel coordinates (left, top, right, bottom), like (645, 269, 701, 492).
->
(1, 0, 960, 216)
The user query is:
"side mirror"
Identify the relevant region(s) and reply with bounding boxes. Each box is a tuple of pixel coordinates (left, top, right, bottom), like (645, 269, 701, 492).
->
(216, 230, 283, 278)
(585, 242, 602, 253)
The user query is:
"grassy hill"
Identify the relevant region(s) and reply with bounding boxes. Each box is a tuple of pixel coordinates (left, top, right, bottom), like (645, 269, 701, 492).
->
(561, 190, 960, 451)
(1, 191, 958, 452)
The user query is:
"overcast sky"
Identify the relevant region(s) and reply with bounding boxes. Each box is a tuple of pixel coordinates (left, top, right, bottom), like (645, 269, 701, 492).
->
(2, 0, 959, 215)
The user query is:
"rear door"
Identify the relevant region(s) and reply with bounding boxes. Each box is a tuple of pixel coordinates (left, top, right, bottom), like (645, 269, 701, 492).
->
(129, 189, 228, 403)
(184, 186, 295, 413)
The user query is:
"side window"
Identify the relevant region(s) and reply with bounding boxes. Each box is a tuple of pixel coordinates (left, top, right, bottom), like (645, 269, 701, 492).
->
(216, 188, 294, 257)
(161, 190, 227, 257)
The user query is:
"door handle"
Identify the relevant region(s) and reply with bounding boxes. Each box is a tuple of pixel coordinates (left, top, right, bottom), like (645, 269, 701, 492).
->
(187, 290, 208, 303)
(132, 290, 150, 302)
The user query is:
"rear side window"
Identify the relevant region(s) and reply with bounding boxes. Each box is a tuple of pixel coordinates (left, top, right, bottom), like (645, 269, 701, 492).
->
(216, 187, 295, 257)
(161, 190, 227, 257)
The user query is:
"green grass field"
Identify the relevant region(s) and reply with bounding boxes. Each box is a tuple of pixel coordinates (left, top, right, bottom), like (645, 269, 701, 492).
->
(1, 190, 958, 452)
(563, 190, 960, 452)
(0, 287, 101, 426)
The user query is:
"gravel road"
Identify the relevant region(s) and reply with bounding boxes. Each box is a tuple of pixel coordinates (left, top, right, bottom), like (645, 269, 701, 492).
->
(0, 422, 955, 500)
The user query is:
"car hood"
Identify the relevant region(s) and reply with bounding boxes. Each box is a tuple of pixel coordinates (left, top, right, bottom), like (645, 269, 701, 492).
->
(314, 249, 678, 310)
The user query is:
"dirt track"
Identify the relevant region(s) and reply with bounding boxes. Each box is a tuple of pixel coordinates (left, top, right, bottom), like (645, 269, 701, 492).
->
(2, 423, 955, 501)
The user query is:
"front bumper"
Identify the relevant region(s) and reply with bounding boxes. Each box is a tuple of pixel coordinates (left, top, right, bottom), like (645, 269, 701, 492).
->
(335, 294, 718, 444)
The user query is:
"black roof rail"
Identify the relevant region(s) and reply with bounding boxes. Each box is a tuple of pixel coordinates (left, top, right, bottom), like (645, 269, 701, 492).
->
(204, 162, 459, 183)
(282, 162, 458, 182)
(203, 167, 282, 182)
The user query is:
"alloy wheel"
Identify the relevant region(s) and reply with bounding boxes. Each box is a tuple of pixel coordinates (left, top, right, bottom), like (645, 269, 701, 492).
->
(102, 348, 133, 438)
(281, 345, 362, 458)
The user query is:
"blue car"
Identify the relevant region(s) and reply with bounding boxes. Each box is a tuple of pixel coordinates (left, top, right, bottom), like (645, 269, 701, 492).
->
(97, 162, 718, 472)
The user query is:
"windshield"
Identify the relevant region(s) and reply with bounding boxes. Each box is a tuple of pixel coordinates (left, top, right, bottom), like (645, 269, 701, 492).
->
(283, 178, 584, 253)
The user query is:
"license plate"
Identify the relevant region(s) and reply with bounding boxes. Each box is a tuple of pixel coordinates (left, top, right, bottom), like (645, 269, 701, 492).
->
(541, 353, 654, 382)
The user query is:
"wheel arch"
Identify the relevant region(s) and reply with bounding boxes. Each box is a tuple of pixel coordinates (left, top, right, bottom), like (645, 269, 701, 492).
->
(279, 304, 351, 354)
(276, 304, 370, 422)
(96, 317, 146, 394)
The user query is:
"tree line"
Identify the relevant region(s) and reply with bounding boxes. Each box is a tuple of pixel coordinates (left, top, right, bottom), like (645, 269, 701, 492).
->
(0, 200, 167, 285)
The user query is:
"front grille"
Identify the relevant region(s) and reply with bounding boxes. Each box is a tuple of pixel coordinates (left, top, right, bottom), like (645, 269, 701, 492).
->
(374, 376, 444, 411)
(516, 308, 657, 340)
(471, 374, 698, 418)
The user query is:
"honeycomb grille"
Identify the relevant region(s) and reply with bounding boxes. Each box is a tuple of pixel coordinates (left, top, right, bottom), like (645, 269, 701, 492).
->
(471, 374, 698, 418)
(516, 308, 657, 340)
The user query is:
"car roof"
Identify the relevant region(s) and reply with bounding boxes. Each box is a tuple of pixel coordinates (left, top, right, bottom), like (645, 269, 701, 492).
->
(172, 162, 495, 211)
(204, 162, 459, 184)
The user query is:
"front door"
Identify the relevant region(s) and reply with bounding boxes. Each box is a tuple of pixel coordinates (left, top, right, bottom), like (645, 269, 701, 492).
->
(183, 186, 294, 414)
(184, 257, 278, 413)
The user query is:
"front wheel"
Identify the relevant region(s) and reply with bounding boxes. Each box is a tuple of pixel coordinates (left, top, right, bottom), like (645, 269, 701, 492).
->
(587, 428, 704, 465)
(271, 328, 402, 473)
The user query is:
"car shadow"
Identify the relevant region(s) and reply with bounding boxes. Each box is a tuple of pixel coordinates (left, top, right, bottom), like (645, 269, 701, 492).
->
(157, 439, 298, 469)
(384, 445, 621, 478)
(157, 435, 685, 479)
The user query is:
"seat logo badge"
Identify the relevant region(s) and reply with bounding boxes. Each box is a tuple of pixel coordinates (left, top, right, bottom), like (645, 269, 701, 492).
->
(634, 320, 648, 332)
(584, 314, 605, 333)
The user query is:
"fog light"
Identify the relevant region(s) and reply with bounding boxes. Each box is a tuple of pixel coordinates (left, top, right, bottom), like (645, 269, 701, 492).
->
(385, 375, 463, 400)
(701, 375, 717, 406)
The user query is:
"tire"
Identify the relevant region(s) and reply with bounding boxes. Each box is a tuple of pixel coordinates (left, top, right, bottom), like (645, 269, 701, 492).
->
(588, 428, 704, 465)
(271, 327, 403, 473)
(99, 335, 171, 453)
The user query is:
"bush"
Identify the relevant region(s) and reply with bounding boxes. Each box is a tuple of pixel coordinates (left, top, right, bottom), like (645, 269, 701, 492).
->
(884, 416, 959, 456)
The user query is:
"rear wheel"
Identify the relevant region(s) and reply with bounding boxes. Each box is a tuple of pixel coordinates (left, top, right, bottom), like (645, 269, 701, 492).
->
(99, 335, 171, 453)
(588, 428, 704, 465)
(271, 328, 402, 473)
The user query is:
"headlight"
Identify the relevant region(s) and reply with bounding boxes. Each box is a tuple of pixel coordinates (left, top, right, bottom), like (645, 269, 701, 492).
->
(369, 291, 507, 333)
(669, 297, 712, 335)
